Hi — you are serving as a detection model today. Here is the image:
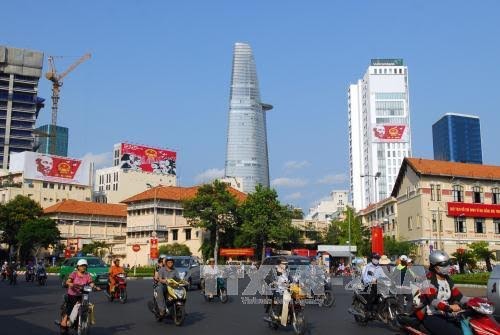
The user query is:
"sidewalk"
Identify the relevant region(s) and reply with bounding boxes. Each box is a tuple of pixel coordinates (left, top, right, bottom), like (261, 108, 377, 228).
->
(456, 285, 486, 298)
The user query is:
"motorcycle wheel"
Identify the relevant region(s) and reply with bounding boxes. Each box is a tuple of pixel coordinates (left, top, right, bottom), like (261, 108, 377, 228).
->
(174, 304, 185, 326)
(292, 310, 306, 335)
(321, 290, 335, 308)
(77, 311, 89, 335)
(352, 300, 368, 327)
(119, 289, 127, 304)
(384, 300, 399, 331)
(219, 288, 228, 304)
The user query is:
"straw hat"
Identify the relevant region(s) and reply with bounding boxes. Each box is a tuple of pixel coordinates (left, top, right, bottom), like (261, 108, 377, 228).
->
(379, 255, 390, 265)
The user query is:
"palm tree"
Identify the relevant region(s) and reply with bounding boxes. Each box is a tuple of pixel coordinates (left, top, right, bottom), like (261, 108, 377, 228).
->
(452, 249, 476, 274)
(469, 241, 496, 272)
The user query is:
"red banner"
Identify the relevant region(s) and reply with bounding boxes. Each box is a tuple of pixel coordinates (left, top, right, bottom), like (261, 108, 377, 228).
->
(120, 143, 176, 175)
(371, 227, 384, 255)
(447, 202, 500, 218)
(219, 248, 254, 257)
(373, 125, 406, 141)
(150, 238, 159, 259)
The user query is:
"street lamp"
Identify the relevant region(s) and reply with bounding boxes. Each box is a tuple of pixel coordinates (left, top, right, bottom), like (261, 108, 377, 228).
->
(361, 172, 382, 225)
(146, 183, 159, 237)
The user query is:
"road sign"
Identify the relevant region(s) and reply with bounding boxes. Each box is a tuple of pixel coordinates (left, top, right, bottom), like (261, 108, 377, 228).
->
(132, 244, 141, 252)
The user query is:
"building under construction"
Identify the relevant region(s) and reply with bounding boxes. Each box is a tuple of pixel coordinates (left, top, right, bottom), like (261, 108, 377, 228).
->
(0, 45, 44, 169)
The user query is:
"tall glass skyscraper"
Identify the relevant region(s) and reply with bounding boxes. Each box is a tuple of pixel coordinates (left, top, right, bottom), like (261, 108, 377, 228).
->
(432, 113, 482, 164)
(225, 43, 271, 193)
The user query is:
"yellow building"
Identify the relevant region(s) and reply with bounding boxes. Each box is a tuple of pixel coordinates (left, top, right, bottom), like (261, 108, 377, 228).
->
(392, 157, 500, 264)
(357, 197, 399, 240)
(121, 185, 247, 266)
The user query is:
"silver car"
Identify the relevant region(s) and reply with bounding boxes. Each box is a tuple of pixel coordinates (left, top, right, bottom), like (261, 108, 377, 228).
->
(171, 256, 202, 290)
(487, 265, 500, 320)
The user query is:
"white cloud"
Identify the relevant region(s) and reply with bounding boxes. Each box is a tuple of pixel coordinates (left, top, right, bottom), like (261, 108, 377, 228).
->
(285, 192, 303, 201)
(317, 173, 347, 185)
(271, 177, 308, 188)
(81, 152, 112, 169)
(284, 160, 310, 171)
(194, 168, 225, 183)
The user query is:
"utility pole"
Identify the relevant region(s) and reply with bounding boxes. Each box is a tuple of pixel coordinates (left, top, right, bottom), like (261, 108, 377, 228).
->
(348, 208, 352, 266)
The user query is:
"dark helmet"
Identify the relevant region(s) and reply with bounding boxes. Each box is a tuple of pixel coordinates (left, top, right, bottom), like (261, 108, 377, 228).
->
(371, 252, 381, 260)
(277, 257, 288, 266)
(165, 256, 174, 262)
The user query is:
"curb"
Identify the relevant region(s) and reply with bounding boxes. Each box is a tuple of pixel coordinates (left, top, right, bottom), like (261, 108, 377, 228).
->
(127, 277, 153, 280)
(455, 284, 487, 289)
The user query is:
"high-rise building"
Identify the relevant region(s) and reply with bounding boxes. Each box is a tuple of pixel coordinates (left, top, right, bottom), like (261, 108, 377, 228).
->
(349, 59, 412, 211)
(224, 42, 271, 193)
(0, 46, 44, 169)
(432, 113, 482, 164)
(35, 124, 69, 157)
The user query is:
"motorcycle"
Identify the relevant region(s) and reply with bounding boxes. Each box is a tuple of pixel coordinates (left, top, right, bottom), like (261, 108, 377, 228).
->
(36, 267, 47, 286)
(148, 278, 188, 326)
(315, 273, 335, 308)
(107, 273, 127, 303)
(59, 285, 97, 335)
(348, 276, 399, 330)
(7, 265, 17, 285)
(264, 281, 307, 335)
(399, 296, 500, 335)
(25, 266, 35, 282)
(203, 277, 228, 303)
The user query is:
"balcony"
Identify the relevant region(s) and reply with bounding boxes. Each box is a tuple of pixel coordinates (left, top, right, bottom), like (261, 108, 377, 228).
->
(127, 225, 168, 233)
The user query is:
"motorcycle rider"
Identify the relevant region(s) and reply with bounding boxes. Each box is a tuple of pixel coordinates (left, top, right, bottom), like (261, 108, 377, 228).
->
(203, 258, 220, 298)
(154, 255, 166, 283)
(35, 259, 46, 280)
(155, 256, 181, 317)
(416, 250, 468, 335)
(108, 258, 125, 294)
(7, 260, 18, 285)
(1, 261, 7, 281)
(361, 252, 388, 316)
(58, 259, 101, 332)
(264, 258, 290, 319)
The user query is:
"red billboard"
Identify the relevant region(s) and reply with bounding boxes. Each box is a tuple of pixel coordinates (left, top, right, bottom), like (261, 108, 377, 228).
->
(372, 125, 407, 141)
(120, 143, 176, 176)
(447, 202, 500, 218)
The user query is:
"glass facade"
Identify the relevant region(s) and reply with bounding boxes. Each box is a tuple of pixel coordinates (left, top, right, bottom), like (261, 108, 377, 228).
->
(432, 114, 482, 164)
(36, 124, 69, 157)
(225, 43, 271, 193)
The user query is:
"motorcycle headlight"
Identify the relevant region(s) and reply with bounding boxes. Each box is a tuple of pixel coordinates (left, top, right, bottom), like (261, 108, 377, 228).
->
(117, 273, 126, 279)
(179, 272, 186, 280)
(174, 288, 185, 298)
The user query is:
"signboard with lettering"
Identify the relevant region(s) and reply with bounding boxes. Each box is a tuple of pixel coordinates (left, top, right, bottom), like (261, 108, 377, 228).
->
(447, 202, 500, 218)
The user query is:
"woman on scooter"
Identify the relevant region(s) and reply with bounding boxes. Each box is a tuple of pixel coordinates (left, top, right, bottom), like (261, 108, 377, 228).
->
(418, 250, 469, 335)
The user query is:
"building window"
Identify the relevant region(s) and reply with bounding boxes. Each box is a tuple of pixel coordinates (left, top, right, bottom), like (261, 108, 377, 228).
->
(475, 218, 485, 234)
(49, 183, 55, 189)
(453, 185, 464, 202)
(494, 220, 500, 234)
(454, 217, 466, 233)
(172, 229, 178, 241)
(472, 186, 483, 204)
(436, 185, 441, 201)
(431, 184, 436, 201)
(438, 213, 443, 232)
(42, 182, 48, 188)
(408, 217, 413, 230)
(432, 213, 437, 232)
(492, 188, 500, 204)
(185, 229, 191, 240)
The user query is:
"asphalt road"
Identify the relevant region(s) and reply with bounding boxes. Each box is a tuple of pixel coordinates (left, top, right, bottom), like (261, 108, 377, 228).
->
(0, 275, 402, 335)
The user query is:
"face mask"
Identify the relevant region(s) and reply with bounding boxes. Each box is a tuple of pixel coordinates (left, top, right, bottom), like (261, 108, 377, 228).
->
(372, 259, 379, 265)
(436, 265, 450, 276)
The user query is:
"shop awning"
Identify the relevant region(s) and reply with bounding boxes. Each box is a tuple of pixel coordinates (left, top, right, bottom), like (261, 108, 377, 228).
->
(323, 251, 355, 257)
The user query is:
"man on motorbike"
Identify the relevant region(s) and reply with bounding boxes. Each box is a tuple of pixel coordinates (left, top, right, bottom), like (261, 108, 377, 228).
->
(416, 250, 468, 335)
(109, 258, 125, 294)
(57, 259, 101, 332)
(361, 252, 388, 315)
(264, 258, 290, 319)
(155, 256, 181, 317)
(7, 261, 18, 285)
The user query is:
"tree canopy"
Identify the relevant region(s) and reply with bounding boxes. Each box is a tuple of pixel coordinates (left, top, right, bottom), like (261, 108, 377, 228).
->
(16, 217, 60, 259)
(469, 241, 496, 272)
(333, 207, 371, 256)
(159, 243, 192, 256)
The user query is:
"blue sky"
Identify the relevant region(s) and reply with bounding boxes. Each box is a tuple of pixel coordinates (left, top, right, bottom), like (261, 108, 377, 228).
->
(3, 1, 500, 212)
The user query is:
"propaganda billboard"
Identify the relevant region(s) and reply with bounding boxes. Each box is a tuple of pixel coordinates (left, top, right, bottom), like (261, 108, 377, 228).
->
(120, 143, 176, 176)
(9, 152, 90, 186)
(447, 202, 500, 219)
(372, 124, 408, 142)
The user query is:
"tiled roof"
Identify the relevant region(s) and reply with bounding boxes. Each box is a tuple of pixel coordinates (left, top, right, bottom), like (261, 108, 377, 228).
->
(358, 196, 396, 215)
(44, 199, 127, 217)
(406, 158, 500, 180)
(121, 185, 247, 204)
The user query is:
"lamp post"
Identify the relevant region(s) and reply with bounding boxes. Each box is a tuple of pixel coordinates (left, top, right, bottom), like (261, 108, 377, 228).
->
(348, 208, 352, 267)
(361, 172, 382, 225)
(146, 183, 158, 237)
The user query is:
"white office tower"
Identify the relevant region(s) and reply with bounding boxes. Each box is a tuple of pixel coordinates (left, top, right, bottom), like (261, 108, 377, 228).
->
(348, 59, 412, 211)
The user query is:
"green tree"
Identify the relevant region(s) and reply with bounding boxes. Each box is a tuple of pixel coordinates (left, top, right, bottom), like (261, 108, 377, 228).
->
(159, 243, 192, 256)
(183, 180, 240, 264)
(16, 217, 60, 259)
(238, 185, 295, 261)
(452, 249, 476, 274)
(290, 207, 304, 220)
(323, 223, 341, 245)
(383, 237, 417, 258)
(469, 241, 496, 272)
(335, 208, 371, 256)
(81, 241, 109, 260)
(0, 195, 43, 259)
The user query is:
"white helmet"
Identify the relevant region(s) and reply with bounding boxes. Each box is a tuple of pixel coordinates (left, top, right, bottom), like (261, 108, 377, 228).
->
(77, 259, 88, 267)
(399, 255, 408, 262)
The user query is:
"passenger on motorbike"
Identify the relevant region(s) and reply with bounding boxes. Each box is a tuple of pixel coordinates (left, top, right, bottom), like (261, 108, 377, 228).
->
(109, 259, 125, 294)
(264, 258, 290, 319)
(361, 252, 388, 315)
(416, 250, 468, 335)
(58, 259, 101, 331)
(391, 255, 415, 314)
(155, 256, 181, 317)
(154, 255, 166, 283)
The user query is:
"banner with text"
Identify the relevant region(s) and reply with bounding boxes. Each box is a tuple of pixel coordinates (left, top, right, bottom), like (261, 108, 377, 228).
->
(447, 202, 500, 218)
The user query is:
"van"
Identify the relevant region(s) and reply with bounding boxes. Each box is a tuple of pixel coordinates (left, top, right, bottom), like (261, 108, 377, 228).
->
(487, 265, 500, 320)
(169, 256, 202, 290)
